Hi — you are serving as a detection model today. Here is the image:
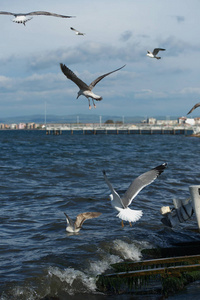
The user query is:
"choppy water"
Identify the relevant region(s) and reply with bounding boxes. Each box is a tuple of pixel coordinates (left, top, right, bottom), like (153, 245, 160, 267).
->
(1, 130, 200, 299)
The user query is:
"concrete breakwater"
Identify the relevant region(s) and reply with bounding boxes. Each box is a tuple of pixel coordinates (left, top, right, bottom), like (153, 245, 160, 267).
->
(45, 123, 195, 135)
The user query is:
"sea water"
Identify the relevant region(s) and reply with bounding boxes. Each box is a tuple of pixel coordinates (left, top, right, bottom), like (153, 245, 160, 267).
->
(1, 130, 200, 299)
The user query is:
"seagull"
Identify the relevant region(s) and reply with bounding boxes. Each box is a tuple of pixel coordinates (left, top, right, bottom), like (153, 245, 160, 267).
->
(147, 48, 166, 59)
(70, 27, 85, 35)
(187, 102, 200, 115)
(60, 63, 126, 109)
(103, 163, 167, 227)
(0, 11, 75, 26)
(64, 212, 102, 233)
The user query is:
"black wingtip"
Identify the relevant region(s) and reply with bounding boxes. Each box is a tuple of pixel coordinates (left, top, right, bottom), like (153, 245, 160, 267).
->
(155, 163, 167, 175)
(102, 170, 106, 175)
(60, 63, 67, 73)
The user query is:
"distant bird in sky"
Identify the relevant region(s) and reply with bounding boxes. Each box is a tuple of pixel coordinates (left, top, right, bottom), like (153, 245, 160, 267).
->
(0, 11, 75, 26)
(103, 163, 167, 227)
(64, 212, 102, 233)
(147, 48, 166, 59)
(70, 27, 85, 35)
(187, 102, 200, 115)
(60, 63, 126, 109)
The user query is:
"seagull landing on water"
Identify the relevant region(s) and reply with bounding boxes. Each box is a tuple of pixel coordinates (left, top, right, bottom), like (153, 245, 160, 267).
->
(0, 11, 75, 26)
(60, 63, 126, 109)
(64, 212, 102, 233)
(70, 27, 85, 35)
(103, 163, 167, 227)
(147, 48, 166, 59)
(187, 102, 200, 115)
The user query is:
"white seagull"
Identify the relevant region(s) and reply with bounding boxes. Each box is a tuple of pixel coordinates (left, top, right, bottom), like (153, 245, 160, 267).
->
(70, 27, 85, 35)
(187, 102, 200, 115)
(147, 48, 166, 59)
(103, 163, 167, 227)
(60, 63, 126, 109)
(64, 212, 102, 233)
(0, 11, 75, 26)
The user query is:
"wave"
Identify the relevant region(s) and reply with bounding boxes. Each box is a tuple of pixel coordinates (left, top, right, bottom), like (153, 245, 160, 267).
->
(0, 239, 151, 299)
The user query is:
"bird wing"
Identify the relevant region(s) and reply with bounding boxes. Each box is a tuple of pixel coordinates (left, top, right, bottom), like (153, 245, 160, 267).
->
(89, 65, 126, 90)
(153, 48, 165, 55)
(121, 163, 167, 208)
(60, 63, 89, 90)
(75, 212, 102, 229)
(0, 11, 16, 16)
(70, 27, 78, 32)
(103, 170, 125, 209)
(26, 11, 75, 18)
(64, 212, 74, 227)
(187, 102, 200, 115)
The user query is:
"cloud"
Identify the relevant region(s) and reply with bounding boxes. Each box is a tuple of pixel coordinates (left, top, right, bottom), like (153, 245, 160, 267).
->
(157, 35, 200, 57)
(134, 89, 167, 99)
(119, 30, 133, 42)
(27, 41, 145, 72)
(179, 87, 200, 95)
(175, 15, 185, 23)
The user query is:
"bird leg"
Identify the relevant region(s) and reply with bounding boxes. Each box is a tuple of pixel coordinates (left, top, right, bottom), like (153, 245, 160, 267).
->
(88, 98, 91, 109)
(129, 222, 132, 227)
(121, 220, 124, 228)
(92, 99, 96, 108)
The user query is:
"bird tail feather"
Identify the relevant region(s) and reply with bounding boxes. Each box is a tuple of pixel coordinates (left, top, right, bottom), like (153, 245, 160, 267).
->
(117, 207, 143, 223)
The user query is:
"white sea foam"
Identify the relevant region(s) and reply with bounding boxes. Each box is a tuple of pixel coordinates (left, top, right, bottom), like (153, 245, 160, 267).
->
(48, 266, 97, 295)
(88, 253, 122, 276)
(112, 239, 143, 261)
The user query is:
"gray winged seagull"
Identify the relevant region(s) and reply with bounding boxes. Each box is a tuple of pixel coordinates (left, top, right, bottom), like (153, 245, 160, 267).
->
(64, 212, 102, 233)
(60, 63, 126, 109)
(147, 48, 166, 59)
(70, 27, 85, 35)
(187, 102, 200, 115)
(103, 163, 167, 227)
(0, 11, 75, 26)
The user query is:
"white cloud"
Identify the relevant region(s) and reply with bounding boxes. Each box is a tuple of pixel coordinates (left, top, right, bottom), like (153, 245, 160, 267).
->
(179, 87, 200, 95)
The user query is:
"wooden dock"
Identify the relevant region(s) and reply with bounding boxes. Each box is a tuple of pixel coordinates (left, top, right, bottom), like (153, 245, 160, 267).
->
(96, 244, 200, 296)
(45, 123, 195, 135)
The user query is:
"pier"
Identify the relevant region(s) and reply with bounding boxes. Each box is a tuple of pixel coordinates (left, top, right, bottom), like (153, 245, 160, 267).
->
(96, 242, 200, 296)
(45, 123, 196, 135)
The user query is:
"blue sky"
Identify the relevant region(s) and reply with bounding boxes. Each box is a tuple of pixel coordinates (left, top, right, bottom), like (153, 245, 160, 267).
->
(0, 0, 200, 118)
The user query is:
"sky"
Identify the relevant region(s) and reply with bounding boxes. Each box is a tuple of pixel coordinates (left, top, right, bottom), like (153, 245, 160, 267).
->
(1, 0, 200, 119)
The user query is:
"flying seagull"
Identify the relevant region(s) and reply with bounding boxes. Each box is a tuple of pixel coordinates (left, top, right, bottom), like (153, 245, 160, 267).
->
(187, 102, 200, 115)
(103, 163, 167, 227)
(147, 48, 166, 59)
(0, 11, 75, 26)
(70, 27, 85, 35)
(60, 63, 126, 109)
(64, 212, 102, 233)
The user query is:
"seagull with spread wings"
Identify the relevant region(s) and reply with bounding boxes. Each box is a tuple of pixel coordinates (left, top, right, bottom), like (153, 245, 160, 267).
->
(147, 48, 166, 59)
(0, 11, 75, 25)
(187, 102, 200, 115)
(60, 63, 126, 109)
(70, 27, 85, 35)
(103, 163, 167, 227)
(64, 212, 102, 233)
